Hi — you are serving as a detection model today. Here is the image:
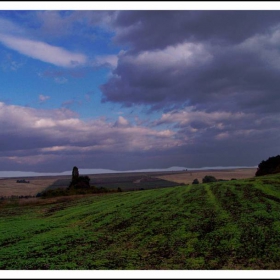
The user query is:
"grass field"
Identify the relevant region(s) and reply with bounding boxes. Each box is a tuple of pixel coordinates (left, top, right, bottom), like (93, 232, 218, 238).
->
(1, 172, 280, 269)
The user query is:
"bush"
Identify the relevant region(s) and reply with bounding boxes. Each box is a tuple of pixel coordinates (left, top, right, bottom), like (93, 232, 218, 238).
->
(255, 155, 280, 176)
(40, 188, 68, 199)
(69, 175, 90, 189)
(38, 184, 118, 199)
(202, 175, 217, 183)
(192, 179, 199, 184)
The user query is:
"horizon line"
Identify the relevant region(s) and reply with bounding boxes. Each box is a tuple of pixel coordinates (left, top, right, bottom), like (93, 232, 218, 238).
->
(0, 165, 257, 179)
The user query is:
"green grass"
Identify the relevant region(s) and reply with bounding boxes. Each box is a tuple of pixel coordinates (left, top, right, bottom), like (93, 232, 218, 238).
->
(1, 173, 280, 269)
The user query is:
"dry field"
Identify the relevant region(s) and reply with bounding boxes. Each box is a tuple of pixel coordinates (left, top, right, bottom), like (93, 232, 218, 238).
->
(0, 176, 69, 197)
(156, 168, 257, 185)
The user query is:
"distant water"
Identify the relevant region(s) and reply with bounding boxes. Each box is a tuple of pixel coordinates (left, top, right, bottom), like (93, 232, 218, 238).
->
(0, 166, 257, 179)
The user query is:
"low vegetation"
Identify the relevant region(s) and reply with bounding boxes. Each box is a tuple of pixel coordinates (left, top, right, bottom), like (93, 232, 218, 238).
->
(37, 169, 119, 198)
(37, 185, 116, 199)
(192, 178, 199, 184)
(202, 175, 217, 183)
(1, 173, 280, 269)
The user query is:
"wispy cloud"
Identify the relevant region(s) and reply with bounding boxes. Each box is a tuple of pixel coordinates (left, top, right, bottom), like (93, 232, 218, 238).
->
(1, 53, 25, 71)
(93, 54, 118, 69)
(38, 94, 50, 103)
(54, 77, 68, 84)
(0, 34, 87, 67)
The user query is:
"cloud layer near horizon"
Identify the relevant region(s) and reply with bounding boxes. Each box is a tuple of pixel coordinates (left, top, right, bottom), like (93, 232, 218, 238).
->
(0, 100, 278, 172)
(0, 102, 184, 171)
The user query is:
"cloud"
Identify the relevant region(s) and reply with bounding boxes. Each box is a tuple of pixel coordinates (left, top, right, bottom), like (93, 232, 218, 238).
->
(1, 11, 280, 171)
(100, 12, 280, 116)
(38, 69, 85, 84)
(114, 116, 130, 127)
(35, 11, 72, 37)
(1, 52, 25, 71)
(0, 102, 184, 171)
(122, 42, 212, 70)
(61, 99, 82, 109)
(38, 94, 50, 103)
(54, 77, 68, 84)
(0, 17, 25, 36)
(93, 54, 118, 69)
(0, 100, 279, 172)
(109, 11, 280, 52)
(0, 34, 87, 67)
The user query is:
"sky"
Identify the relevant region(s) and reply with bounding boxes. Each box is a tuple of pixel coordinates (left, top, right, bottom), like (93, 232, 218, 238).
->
(0, 3, 279, 173)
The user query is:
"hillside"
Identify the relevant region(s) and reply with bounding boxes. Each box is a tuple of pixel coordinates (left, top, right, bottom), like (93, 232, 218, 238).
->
(1, 173, 280, 269)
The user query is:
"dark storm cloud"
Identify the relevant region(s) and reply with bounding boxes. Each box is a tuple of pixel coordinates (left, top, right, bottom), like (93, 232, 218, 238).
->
(112, 11, 280, 51)
(100, 10, 280, 115)
(97, 10, 280, 167)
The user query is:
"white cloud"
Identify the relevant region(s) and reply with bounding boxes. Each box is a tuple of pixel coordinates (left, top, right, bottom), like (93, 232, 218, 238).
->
(123, 42, 212, 70)
(157, 107, 248, 127)
(114, 116, 130, 127)
(238, 25, 280, 69)
(153, 106, 262, 144)
(0, 102, 182, 159)
(0, 34, 87, 67)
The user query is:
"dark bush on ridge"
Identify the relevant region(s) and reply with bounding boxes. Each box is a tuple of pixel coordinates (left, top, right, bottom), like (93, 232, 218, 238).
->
(256, 155, 280, 176)
(192, 178, 199, 184)
(68, 175, 90, 189)
(38, 185, 113, 199)
(202, 175, 217, 183)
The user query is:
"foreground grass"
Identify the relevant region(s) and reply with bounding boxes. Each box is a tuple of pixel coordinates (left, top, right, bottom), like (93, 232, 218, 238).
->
(1, 174, 280, 269)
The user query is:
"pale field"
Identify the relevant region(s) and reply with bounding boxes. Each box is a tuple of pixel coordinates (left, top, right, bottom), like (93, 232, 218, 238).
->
(0, 176, 68, 197)
(156, 168, 257, 185)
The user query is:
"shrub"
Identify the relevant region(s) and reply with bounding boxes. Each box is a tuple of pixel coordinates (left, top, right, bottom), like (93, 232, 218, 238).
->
(68, 175, 90, 189)
(192, 178, 199, 184)
(40, 188, 68, 199)
(202, 175, 217, 183)
(255, 155, 280, 176)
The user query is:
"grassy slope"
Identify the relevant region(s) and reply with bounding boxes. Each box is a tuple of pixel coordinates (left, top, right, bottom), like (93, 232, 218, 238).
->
(1, 174, 280, 269)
